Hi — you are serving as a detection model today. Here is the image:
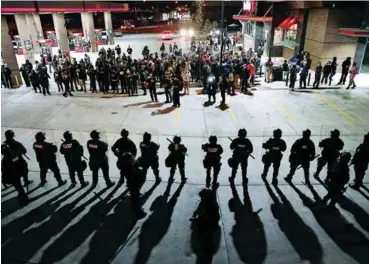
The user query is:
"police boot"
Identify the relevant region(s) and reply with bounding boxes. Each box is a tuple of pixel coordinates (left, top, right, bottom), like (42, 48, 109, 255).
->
(58, 179, 67, 187)
(40, 179, 48, 186)
(206, 174, 211, 188)
(284, 174, 293, 182)
(106, 181, 115, 188)
(81, 181, 89, 188)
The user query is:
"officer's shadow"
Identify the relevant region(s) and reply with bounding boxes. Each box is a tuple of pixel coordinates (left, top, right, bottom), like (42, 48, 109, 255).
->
(228, 182, 267, 264)
(133, 180, 185, 264)
(79, 180, 161, 264)
(39, 182, 126, 264)
(122, 100, 153, 108)
(1, 184, 58, 219)
(151, 106, 177, 115)
(263, 178, 323, 263)
(2, 185, 95, 263)
(287, 181, 369, 264)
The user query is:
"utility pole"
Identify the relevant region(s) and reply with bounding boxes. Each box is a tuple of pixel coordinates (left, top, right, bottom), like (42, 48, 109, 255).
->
(219, 0, 225, 65)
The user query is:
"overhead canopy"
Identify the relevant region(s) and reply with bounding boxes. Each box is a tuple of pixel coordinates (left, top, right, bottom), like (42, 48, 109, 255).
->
(233, 15, 272, 22)
(339, 28, 369, 37)
(278, 17, 298, 29)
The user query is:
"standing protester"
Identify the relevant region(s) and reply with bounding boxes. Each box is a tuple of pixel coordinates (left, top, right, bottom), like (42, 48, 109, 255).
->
(202, 135, 223, 188)
(313, 62, 322, 88)
(313, 129, 344, 183)
(54, 67, 64, 92)
(87, 130, 115, 187)
(285, 129, 316, 184)
(219, 75, 230, 106)
(346, 62, 358, 89)
(60, 131, 89, 187)
(282, 60, 289, 81)
(289, 65, 297, 91)
(337, 57, 351, 85)
(147, 72, 158, 102)
(240, 60, 250, 93)
(329, 57, 337, 86)
(77, 64, 87, 92)
(3, 130, 32, 185)
(349, 133, 369, 189)
(39, 68, 51, 95)
(265, 58, 273, 83)
(47, 53, 53, 73)
(33, 132, 67, 186)
(115, 45, 121, 57)
(20, 64, 31, 87)
(127, 45, 133, 57)
(139, 132, 161, 182)
(299, 65, 308, 89)
(110, 66, 119, 93)
(261, 129, 287, 185)
(87, 64, 97, 93)
(164, 68, 173, 103)
(172, 78, 181, 107)
(29, 69, 42, 93)
(61, 69, 73, 97)
(69, 62, 79, 91)
(321, 61, 332, 85)
(228, 129, 253, 186)
(2, 64, 13, 89)
(166, 136, 187, 182)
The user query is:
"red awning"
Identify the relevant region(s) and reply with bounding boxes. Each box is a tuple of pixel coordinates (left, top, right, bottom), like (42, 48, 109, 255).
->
(278, 17, 297, 29)
(233, 15, 272, 23)
(339, 28, 369, 37)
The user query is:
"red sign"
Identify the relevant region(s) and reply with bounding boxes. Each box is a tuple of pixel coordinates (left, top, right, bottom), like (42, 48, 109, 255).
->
(243, 0, 256, 15)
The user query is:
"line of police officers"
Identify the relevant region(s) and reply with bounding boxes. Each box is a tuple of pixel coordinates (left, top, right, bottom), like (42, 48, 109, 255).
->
(2, 128, 368, 212)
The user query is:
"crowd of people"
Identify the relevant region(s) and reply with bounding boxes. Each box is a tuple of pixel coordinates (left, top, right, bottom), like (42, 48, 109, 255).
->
(2, 127, 368, 218)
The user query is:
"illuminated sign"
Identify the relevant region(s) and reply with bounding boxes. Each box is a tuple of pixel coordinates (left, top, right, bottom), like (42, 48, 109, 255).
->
(243, 0, 256, 15)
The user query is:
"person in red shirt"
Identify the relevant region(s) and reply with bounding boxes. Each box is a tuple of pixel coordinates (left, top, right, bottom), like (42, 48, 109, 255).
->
(247, 62, 255, 86)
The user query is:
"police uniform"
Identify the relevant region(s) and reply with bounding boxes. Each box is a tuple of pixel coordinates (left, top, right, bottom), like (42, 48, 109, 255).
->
(229, 132, 253, 185)
(202, 136, 223, 187)
(139, 138, 161, 181)
(60, 136, 88, 186)
(261, 129, 287, 185)
(33, 133, 65, 186)
(167, 136, 187, 181)
(285, 130, 316, 183)
(87, 131, 114, 186)
(314, 129, 344, 182)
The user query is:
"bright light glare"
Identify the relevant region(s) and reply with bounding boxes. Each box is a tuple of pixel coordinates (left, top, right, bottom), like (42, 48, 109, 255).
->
(188, 29, 194, 36)
(207, 76, 215, 83)
(180, 29, 186, 35)
(215, 30, 220, 35)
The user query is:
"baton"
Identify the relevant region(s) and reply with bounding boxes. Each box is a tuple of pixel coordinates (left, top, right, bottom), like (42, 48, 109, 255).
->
(166, 138, 188, 156)
(297, 154, 320, 170)
(61, 139, 88, 160)
(228, 137, 255, 159)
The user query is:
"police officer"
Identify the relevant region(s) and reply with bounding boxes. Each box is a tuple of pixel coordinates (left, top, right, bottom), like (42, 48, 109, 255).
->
(167, 136, 187, 182)
(349, 133, 369, 189)
(33, 132, 66, 186)
(261, 129, 287, 185)
(139, 132, 161, 182)
(202, 135, 223, 188)
(285, 129, 316, 184)
(147, 73, 158, 102)
(118, 152, 146, 218)
(219, 75, 230, 106)
(87, 130, 115, 187)
(111, 129, 137, 182)
(321, 152, 351, 209)
(39, 69, 51, 96)
(228, 129, 253, 186)
(3, 130, 32, 186)
(172, 78, 181, 107)
(60, 131, 89, 187)
(313, 129, 344, 183)
(1, 143, 29, 204)
(164, 69, 173, 103)
(20, 64, 30, 87)
(110, 66, 119, 93)
(289, 64, 297, 91)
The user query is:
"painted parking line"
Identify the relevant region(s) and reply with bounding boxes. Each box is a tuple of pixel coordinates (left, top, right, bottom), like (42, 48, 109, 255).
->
(229, 107, 238, 124)
(271, 96, 296, 122)
(313, 93, 355, 122)
(175, 107, 179, 124)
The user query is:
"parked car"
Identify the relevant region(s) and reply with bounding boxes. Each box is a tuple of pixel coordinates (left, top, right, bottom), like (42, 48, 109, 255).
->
(161, 31, 174, 40)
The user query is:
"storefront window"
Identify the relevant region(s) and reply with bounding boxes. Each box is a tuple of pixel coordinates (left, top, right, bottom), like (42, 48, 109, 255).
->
(285, 24, 297, 41)
(244, 21, 254, 37)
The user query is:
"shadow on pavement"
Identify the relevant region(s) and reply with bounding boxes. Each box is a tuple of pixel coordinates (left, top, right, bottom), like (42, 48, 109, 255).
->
(263, 179, 323, 263)
(79, 181, 160, 264)
(1, 185, 59, 219)
(190, 186, 221, 264)
(151, 106, 177, 115)
(2, 185, 93, 263)
(133, 180, 185, 264)
(142, 102, 165, 108)
(122, 100, 153, 108)
(288, 182, 369, 264)
(338, 195, 369, 233)
(228, 183, 266, 264)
